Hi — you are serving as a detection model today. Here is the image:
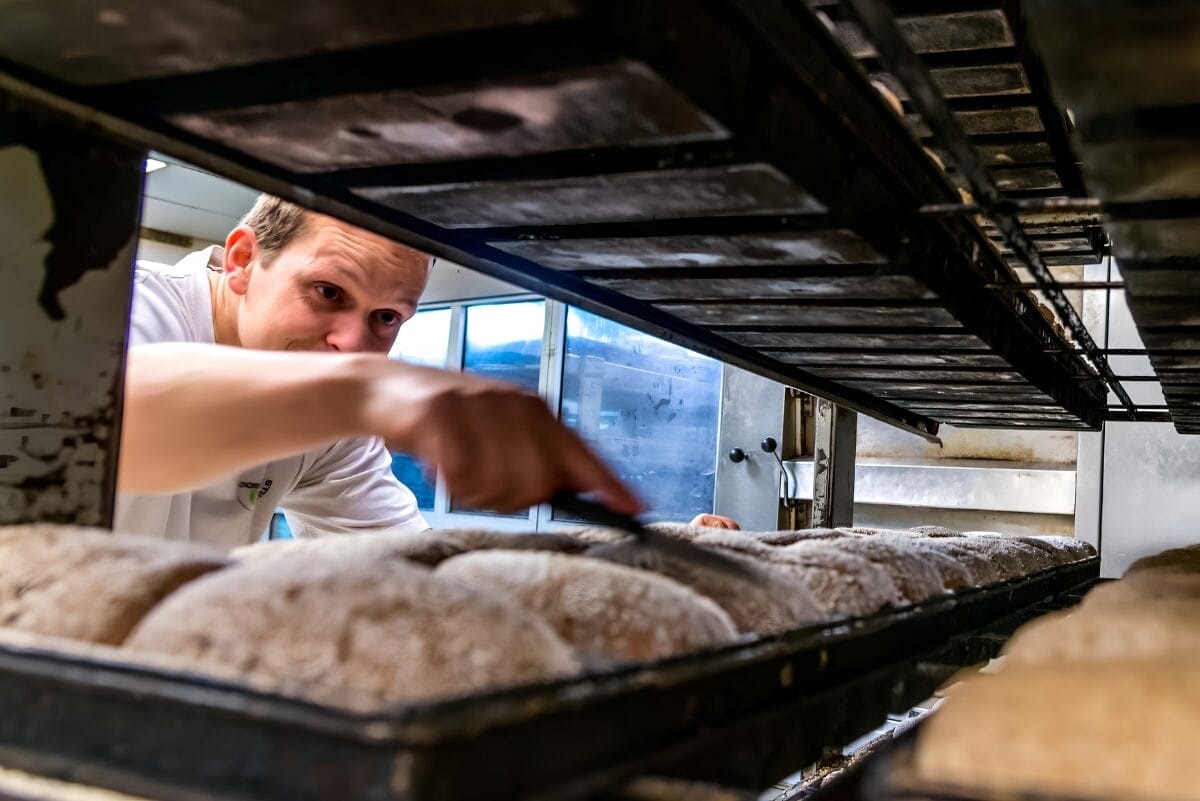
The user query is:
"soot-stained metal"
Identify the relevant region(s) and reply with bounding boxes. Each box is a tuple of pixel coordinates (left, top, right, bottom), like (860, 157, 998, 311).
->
(0, 87, 142, 526)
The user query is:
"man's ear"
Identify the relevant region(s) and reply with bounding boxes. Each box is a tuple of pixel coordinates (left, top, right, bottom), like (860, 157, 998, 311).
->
(223, 225, 259, 296)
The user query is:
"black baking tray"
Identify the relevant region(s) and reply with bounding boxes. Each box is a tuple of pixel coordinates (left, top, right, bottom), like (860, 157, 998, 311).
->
(0, 558, 1099, 801)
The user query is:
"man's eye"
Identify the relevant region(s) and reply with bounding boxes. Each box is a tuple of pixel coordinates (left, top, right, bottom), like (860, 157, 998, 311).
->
(315, 285, 341, 302)
(375, 310, 401, 326)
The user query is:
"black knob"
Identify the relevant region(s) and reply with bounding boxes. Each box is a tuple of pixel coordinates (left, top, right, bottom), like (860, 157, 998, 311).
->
(760, 436, 778, 454)
(728, 447, 748, 463)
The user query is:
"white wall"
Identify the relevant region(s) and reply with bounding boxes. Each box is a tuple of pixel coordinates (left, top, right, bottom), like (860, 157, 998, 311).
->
(1086, 422, 1200, 576)
(421, 260, 525, 304)
(135, 238, 203, 266)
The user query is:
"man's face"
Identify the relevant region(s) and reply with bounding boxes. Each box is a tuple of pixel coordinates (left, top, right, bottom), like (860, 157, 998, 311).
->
(233, 215, 431, 353)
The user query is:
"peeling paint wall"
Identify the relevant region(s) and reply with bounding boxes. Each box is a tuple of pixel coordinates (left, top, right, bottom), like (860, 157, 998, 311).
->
(0, 92, 141, 526)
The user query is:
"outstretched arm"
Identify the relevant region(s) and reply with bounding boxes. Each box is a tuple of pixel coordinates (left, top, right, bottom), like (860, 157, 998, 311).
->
(119, 343, 641, 515)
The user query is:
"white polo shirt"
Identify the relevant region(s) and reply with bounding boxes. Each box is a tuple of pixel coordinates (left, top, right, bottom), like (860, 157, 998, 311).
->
(114, 247, 429, 549)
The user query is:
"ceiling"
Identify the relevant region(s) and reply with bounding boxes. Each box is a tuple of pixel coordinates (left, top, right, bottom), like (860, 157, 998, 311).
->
(140, 151, 258, 244)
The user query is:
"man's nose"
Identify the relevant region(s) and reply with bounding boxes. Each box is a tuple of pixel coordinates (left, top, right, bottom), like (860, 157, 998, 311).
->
(325, 316, 372, 353)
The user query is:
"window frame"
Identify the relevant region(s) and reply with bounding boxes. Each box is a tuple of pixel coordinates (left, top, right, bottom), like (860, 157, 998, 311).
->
(394, 294, 722, 532)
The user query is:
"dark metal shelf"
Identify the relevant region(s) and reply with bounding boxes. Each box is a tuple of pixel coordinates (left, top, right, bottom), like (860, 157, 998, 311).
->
(1023, 0, 1200, 434)
(0, 0, 1140, 437)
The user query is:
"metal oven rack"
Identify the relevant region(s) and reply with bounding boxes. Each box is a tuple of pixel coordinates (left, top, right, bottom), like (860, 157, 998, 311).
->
(3, 0, 1176, 444)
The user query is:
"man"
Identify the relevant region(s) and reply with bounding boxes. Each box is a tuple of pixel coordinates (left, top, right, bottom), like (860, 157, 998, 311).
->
(116, 195, 640, 548)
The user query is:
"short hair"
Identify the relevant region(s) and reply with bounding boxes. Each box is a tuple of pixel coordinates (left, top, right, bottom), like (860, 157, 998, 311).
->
(239, 194, 308, 265)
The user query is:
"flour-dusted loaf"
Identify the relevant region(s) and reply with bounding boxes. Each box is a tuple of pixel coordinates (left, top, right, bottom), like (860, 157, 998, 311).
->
(1005, 535, 1070, 569)
(690, 530, 781, 559)
(1126, 545, 1200, 575)
(963, 532, 1054, 573)
(232, 529, 458, 567)
(940, 535, 1029, 579)
(789, 537, 945, 604)
(436, 551, 738, 664)
(1083, 569, 1200, 607)
(0, 525, 228, 645)
(439, 529, 589, 554)
(1030, 535, 1096, 563)
(746, 528, 842, 546)
(126, 552, 580, 709)
(915, 663, 1200, 801)
(849, 532, 972, 590)
(234, 528, 587, 568)
(588, 536, 828, 634)
(773, 542, 904, 616)
(907, 525, 960, 537)
(1003, 602, 1200, 667)
(906, 537, 1005, 585)
(571, 527, 636, 546)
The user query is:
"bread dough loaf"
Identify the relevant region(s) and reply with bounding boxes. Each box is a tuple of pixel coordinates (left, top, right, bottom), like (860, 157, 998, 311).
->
(0, 525, 227, 645)
(1003, 602, 1200, 667)
(789, 538, 945, 604)
(127, 551, 579, 709)
(440, 529, 588, 554)
(915, 663, 1200, 801)
(1007, 535, 1068, 569)
(907, 525, 959, 537)
(963, 532, 1053, 573)
(747, 528, 842, 545)
(857, 534, 973, 590)
(774, 543, 904, 616)
(572, 527, 636, 545)
(906, 537, 1004, 585)
(588, 536, 827, 634)
(234, 529, 586, 568)
(436, 551, 738, 665)
(944, 535, 1031, 579)
(1084, 570, 1200, 607)
(1030, 535, 1096, 563)
(1126, 546, 1200, 575)
(232, 530, 459, 567)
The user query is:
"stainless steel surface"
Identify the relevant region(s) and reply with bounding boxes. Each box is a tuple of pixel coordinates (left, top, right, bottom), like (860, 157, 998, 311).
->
(1095, 421, 1200, 577)
(713, 366, 788, 532)
(784, 460, 1076, 516)
(1070, 257, 1199, 576)
(812, 400, 857, 528)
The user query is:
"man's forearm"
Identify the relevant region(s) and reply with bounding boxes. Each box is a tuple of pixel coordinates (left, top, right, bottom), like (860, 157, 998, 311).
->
(118, 343, 373, 494)
(118, 342, 642, 515)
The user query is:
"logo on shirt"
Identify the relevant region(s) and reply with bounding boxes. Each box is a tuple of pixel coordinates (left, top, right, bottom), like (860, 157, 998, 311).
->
(236, 479, 273, 510)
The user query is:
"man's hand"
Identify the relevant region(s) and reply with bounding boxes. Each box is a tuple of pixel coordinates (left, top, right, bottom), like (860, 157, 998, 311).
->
(120, 344, 641, 516)
(358, 361, 641, 515)
(689, 513, 740, 530)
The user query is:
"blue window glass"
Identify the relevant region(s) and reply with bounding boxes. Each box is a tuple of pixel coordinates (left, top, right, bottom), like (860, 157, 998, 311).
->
(462, 300, 545, 391)
(557, 308, 722, 522)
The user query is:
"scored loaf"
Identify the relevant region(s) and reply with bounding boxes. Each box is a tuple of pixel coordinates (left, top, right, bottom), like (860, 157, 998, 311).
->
(233, 528, 586, 568)
(848, 532, 973, 590)
(1002, 602, 1200, 667)
(587, 535, 828, 634)
(126, 551, 580, 709)
(436, 550, 738, 665)
(232, 529, 458, 567)
(1126, 545, 1200, 575)
(915, 663, 1200, 801)
(0, 525, 227, 645)
(789, 537, 945, 604)
(770, 543, 904, 617)
(1083, 569, 1200, 607)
